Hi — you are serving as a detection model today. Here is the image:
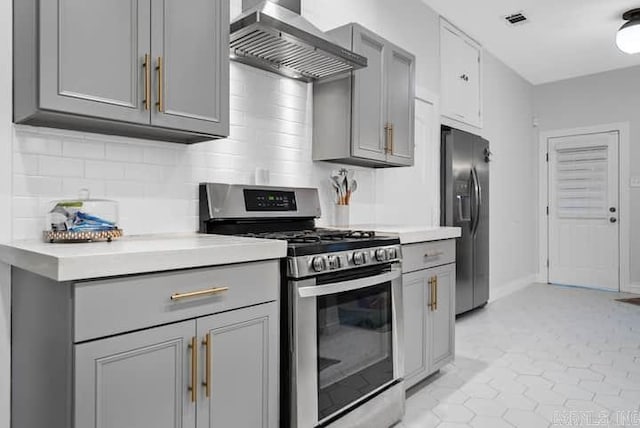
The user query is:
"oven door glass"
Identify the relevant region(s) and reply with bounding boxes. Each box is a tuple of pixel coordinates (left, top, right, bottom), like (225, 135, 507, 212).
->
(317, 281, 394, 421)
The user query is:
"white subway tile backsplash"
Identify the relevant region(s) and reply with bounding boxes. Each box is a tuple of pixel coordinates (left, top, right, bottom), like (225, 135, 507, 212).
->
(39, 155, 84, 178)
(124, 163, 165, 182)
(9, 62, 378, 240)
(85, 160, 126, 180)
(61, 178, 106, 198)
(13, 153, 38, 175)
(62, 138, 105, 159)
(105, 142, 144, 163)
(13, 175, 62, 197)
(12, 197, 40, 218)
(143, 146, 181, 166)
(15, 131, 62, 155)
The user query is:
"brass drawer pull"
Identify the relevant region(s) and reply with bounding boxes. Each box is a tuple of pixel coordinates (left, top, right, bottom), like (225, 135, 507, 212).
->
(384, 123, 391, 154)
(188, 336, 197, 402)
(143, 54, 151, 110)
(170, 287, 229, 301)
(424, 251, 444, 258)
(202, 333, 212, 398)
(156, 56, 164, 112)
(434, 276, 438, 311)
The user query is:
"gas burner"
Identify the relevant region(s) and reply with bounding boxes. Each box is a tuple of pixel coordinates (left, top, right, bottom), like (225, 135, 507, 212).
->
(344, 230, 376, 239)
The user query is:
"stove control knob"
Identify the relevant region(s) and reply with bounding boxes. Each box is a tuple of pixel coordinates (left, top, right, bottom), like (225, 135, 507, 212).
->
(353, 252, 365, 266)
(375, 249, 388, 262)
(328, 255, 341, 270)
(387, 248, 397, 260)
(312, 256, 326, 272)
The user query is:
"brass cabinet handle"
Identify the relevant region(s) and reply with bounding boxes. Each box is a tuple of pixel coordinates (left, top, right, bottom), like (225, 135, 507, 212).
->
(143, 54, 151, 110)
(425, 251, 444, 258)
(202, 333, 211, 398)
(390, 123, 394, 155)
(188, 337, 197, 402)
(434, 276, 438, 311)
(384, 123, 390, 154)
(156, 56, 164, 112)
(170, 287, 229, 301)
(427, 277, 434, 310)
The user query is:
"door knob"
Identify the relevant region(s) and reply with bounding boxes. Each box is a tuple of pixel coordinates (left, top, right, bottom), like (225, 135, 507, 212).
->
(610, 217, 617, 223)
(610, 207, 616, 213)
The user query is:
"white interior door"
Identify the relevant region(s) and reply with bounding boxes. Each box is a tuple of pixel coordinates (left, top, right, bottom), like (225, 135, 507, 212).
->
(548, 131, 619, 291)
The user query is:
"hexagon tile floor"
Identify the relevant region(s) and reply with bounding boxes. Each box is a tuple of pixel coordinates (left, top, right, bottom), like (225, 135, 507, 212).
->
(399, 283, 640, 428)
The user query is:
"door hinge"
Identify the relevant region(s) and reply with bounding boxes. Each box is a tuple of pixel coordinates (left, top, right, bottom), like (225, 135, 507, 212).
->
(546, 152, 549, 162)
(546, 259, 549, 267)
(546, 206, 549, 216)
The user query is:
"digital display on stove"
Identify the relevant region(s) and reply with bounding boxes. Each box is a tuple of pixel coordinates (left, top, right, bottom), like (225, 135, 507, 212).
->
(244, 189, 297, 211)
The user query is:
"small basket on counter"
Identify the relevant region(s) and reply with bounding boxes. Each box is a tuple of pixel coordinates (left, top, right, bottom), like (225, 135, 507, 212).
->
(44, 190, 123, 243)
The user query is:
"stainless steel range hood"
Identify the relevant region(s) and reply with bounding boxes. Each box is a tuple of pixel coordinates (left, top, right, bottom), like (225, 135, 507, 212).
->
(230, 0, 367, 82)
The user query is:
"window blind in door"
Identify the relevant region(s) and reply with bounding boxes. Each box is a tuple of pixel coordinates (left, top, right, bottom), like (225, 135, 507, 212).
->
(555, 146, 608, 219)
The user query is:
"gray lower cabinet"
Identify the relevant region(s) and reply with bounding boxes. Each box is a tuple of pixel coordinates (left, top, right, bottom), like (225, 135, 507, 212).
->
(75, 321, 196, 428)
(197, 303, 278, 428)
(12, 261, 279, 428)
(313, 23, 415, 167)
(13, 0, 229, 143)
(402, 240, 456, 389)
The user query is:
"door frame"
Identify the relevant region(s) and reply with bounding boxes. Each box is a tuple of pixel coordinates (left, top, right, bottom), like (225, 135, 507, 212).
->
(538, 122, 630, 292)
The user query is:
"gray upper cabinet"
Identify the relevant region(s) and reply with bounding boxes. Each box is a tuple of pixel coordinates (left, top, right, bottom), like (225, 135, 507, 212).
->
(150, 0, 229, 136)
(386, 46, 416, 165)
(39, 0, 151, 125)
(351, 27, 387, 163)
(313, 23, 415, 167)
(14, 0, 229, 143)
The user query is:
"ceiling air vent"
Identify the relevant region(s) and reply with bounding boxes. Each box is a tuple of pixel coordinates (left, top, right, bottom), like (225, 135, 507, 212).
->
(503, 12, 528, 26)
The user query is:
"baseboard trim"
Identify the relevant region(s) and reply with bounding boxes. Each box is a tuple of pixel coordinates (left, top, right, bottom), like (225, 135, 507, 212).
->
(623, 283, 640, 295)
(489, 274, 539, 303)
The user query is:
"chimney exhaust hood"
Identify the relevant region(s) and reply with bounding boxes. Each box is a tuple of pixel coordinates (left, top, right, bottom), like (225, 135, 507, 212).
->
(230, 0, 367, 82)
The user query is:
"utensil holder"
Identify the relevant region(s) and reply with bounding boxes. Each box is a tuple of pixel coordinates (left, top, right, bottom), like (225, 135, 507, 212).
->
(334, 204, 350, 227)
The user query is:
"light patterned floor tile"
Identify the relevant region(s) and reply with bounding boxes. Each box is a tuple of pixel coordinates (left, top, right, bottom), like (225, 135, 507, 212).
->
(402, 284, 640, 428)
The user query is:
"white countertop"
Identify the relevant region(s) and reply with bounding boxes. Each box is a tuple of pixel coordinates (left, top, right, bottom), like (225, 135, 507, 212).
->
(348, 225, 461, 244)
(0, 233, 287, 282)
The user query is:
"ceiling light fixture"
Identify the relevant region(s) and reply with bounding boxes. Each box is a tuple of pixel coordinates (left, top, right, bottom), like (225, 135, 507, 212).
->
(617, 9, 640, 54)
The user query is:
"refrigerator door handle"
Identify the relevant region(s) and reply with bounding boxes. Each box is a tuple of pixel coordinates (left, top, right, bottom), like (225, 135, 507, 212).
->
(471, 167, 481, 237)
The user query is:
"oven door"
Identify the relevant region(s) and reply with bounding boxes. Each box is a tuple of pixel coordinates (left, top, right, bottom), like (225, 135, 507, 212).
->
(292, 265, 404, 427)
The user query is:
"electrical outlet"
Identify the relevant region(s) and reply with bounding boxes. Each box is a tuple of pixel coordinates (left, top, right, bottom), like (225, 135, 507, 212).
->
(630, 176, 640, 188)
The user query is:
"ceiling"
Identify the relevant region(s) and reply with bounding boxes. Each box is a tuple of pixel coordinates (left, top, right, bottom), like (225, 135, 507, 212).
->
(421, 0, 640, 84)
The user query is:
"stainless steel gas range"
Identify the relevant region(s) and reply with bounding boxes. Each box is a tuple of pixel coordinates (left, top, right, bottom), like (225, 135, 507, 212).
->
(200, 183, 405, 428)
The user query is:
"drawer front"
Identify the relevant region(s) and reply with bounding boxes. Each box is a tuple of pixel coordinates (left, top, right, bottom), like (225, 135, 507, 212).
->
(74, 260, 279, 342)
(402, 239, 455, 273)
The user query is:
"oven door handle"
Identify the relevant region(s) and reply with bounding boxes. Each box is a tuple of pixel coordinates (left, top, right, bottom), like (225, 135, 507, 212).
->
(297, 269, 401, 298)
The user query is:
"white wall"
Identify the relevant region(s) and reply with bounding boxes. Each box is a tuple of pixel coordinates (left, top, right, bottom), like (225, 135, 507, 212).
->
(0, 0, 11, 426)
(482, 52, 538, 292)
(534, 65, 640, 285)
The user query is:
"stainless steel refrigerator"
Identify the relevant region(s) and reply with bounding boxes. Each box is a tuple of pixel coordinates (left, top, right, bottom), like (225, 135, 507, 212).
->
(441, 126, 490, 315)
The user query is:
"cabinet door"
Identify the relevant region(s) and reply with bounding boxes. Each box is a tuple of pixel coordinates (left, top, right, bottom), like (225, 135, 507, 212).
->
(457, 40, 481, 127)
(429, 264, 456, 371)
(351, 25, 388, 162)
(40, 0, 151, 124)
(75, 321, 196, 428)
(151, 0, 229, 136)
(386, 45, 415, 166)
(402, 271, 428, 389)
(197, 302, 278, 428)
(440, 20, 482, 128)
